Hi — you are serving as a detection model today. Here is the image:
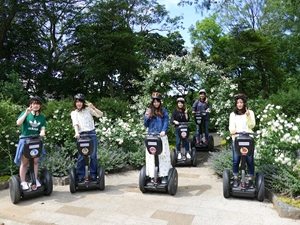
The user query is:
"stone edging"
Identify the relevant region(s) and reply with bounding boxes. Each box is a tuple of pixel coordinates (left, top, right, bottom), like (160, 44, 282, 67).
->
(265, 188, 300, 220)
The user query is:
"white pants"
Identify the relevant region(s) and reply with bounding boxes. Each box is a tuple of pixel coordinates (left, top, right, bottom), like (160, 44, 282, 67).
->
(146, 135, 171, 178)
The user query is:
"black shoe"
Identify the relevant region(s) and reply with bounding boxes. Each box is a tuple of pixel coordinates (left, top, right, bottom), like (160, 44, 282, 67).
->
(233, 178, 239, 187)
(248, 180, 254, 189)
(77, 178, 84, 183)
(91, 177, 96, 181)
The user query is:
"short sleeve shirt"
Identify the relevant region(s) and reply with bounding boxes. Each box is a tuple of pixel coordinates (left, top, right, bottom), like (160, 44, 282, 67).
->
(18, 111, 47, 136)
(71, 108, 101, 133)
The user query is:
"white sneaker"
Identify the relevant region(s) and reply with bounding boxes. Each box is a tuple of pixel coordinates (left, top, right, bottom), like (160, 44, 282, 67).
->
(36, 179, 41, 187)
(21, 182, 29, 190)
(177, 152, 182, 160)
(186, 152, 191, 159)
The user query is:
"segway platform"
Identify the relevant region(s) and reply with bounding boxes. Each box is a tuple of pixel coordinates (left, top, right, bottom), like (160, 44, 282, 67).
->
(9, 135, 53, 204)
(69, 135, 105, 193)
(139, 133, 178, 195)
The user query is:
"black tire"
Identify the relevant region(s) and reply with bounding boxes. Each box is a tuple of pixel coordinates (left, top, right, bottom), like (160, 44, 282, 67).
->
(139, 166, 147, 193)
(191, 135, 196, 149)
(9, 175, 21, 204)
(167, 168, 178, 196)
(41, 169, 53, 196)
(98, 165, 105, 190)
(171, 149, 177, 167)
(256, 171, 265, 202)
(191, 147, 197, 167)
(208, 135, 214, 151)
(69, 167, 77, 193)
(223, 169, 231, 198)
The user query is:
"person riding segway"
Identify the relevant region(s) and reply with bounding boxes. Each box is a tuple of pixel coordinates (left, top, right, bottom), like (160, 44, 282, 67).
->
(223, 94, 264, 201)
(191, 89, 214, 151)
(170, 97, 197, 167)
(139, 92, 178, 195)
(70, 93, 105, 193)
(10, 96, 53, 204)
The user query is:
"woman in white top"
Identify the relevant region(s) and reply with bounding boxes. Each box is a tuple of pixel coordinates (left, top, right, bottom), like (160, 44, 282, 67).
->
(71, 93, 103, 181)
(229, 94, 256, 188)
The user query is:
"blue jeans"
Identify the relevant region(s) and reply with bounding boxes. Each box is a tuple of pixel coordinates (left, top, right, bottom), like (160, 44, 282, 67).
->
(232, 141, 254, 176)
(77, 130, 98, 179)
(175, 126, 190, 153)
(196, 120, 209, 141)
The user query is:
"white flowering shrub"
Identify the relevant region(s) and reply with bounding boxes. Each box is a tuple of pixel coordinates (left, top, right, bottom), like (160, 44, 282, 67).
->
(256, 104, 300, 166)
(210, 76, 237, 142)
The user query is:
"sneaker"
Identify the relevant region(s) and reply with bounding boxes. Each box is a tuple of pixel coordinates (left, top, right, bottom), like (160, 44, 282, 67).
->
(186, 152, 191, 159)
(204, 140, 208, 145)
(36, 179, 41, 187)
(196, 140, 200, 144)
(91, 177, 96, 181)
(248, 180, 254, 189)
(177, 152, 182, 160)
(21, 182, 29, 190)
(161, 177, 167, 184)
(233, 178, 239, 188)
(199, 141, 203, 145)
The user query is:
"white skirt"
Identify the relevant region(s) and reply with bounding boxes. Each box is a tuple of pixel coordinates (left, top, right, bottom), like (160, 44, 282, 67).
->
(145, 135, 171, 177)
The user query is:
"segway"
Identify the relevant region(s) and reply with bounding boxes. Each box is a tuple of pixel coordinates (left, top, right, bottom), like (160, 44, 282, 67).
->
(223, 132, 265, 202)
(9, 135, 53, 204)
(190, 112, 214, 151)
(171, 122, 197, 167)
(69, 134, 105, 193)
(139, 133, 178, 195)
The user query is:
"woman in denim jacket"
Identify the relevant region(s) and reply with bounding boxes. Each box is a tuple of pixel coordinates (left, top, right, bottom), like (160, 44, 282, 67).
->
(144, 92, 170, 184)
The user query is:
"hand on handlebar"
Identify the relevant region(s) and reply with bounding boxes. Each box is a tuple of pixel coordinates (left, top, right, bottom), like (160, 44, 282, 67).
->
(74, 133, 80, 138)
(160, 131, 165, 137)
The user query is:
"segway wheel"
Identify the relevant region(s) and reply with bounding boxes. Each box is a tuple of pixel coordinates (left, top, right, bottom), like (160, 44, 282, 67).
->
(9, 175, 21, 204)
(191, 147, 197, 167)
(167, 168, 178, 196)
(208, 135, 214, 151)
(223, 169, 231, 198)
(41, 169, 53, 196)
(256, 171, 265, 202)
(69, 167, 77, 193)
(191, 135, 196, 149)
(171, 149, 177, 167)
(139, 166, 147, 193)
(98, 165, 105, 190)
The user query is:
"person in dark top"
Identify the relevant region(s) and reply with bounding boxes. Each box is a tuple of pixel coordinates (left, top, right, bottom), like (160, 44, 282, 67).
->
(170, 97, 190, 160)
(192, 89, 210, 145)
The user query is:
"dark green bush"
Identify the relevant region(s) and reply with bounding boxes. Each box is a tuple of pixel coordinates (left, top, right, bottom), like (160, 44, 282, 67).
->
(268, 87, 300, 117)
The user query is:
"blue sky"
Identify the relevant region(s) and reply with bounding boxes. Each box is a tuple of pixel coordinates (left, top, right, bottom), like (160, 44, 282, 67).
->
(160, 0, 209, 50)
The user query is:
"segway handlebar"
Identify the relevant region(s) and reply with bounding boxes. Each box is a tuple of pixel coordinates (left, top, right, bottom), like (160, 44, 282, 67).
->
(235, 131, 258, 136)
(19, 134, 41, 139)
(79, 133, 97, 138)
(143, 132, 161, 137)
